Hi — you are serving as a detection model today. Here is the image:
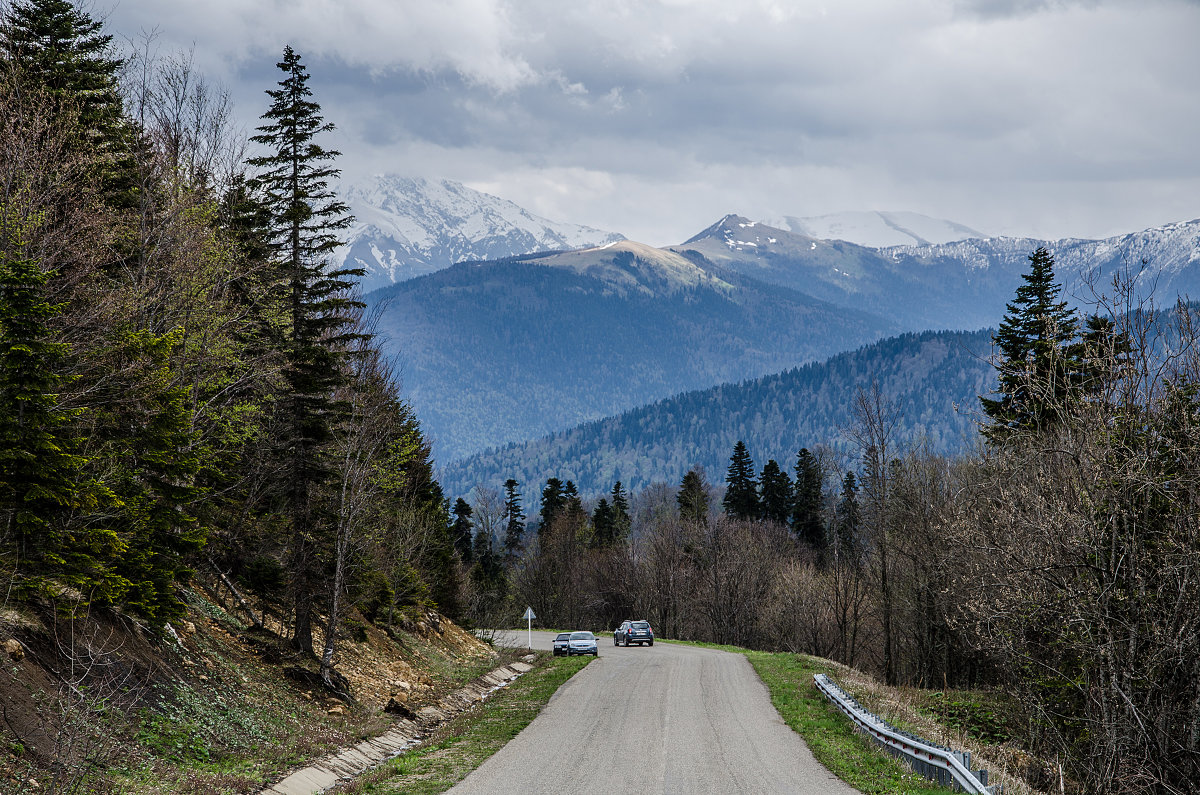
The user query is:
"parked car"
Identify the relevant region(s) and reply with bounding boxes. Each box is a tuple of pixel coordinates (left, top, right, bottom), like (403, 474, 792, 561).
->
(567, 631, 599, 656)
(614, 620, 654, 646)
(552, 632, 573, 656)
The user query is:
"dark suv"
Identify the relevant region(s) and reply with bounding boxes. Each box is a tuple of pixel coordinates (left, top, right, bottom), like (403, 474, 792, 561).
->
(614, 620, 654, 646)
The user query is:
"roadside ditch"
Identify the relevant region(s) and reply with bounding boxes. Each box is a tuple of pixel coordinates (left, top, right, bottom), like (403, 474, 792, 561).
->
(259, 655, 536, 795)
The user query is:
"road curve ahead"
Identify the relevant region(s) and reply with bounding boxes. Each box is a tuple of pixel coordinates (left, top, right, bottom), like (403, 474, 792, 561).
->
(451, 630, 860, 795)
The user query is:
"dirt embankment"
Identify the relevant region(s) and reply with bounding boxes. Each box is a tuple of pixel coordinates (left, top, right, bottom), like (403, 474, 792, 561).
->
(0, 587, 495, 794)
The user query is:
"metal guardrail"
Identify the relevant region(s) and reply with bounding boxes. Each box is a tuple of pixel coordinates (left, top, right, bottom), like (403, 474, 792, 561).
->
(813, 673, 1000, 794)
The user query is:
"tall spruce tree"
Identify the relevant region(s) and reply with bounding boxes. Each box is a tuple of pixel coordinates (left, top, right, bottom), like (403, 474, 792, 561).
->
(591, 498, 614, 548)
(1, 0, 136, 206)
(835, 471, 860, 563)
(677, 468, 710, 524)
(562, 481, 586, 529)
(539, 477, 565, 534)
(0, 203, 110, 592)
(722, 440, 759, 520)
(451, 497, 474, 565)
(610, 481, 631, 543)
(758, 459, 793, 525)
(502, 478, 525, 560)
(981, 246, 1081, 441)
(791, 448, 824, 550)
(248, 46, 362, 653)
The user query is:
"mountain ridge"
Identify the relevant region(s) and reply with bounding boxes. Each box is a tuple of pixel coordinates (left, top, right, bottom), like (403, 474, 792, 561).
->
(366, 244, 898, 461)
(336, 175, 625, 291)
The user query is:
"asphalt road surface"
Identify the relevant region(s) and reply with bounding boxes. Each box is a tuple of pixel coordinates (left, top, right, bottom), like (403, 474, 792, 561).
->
(449, 630, 860, 794)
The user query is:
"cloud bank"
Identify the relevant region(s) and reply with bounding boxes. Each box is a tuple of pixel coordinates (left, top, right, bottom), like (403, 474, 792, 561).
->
(107, 0, 1200, 244)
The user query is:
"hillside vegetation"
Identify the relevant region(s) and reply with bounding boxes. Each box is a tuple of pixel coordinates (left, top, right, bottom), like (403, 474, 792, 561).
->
(442, 328, 995, 498)
(0, 3, 487, 790)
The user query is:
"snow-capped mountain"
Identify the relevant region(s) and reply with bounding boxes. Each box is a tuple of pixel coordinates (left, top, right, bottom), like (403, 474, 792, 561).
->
(890, 219, 1200, 290)
(677, 214, 1200, 331)
(335, 176, 625, 292)
(766, 211, 987, 247)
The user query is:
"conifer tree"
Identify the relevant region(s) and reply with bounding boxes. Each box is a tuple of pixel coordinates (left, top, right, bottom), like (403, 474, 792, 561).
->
(539, 477, 565, 534)
(248, 46, 361, 653)
(1, 0, 136, 205)
(758, 459, 792, 524)
(791, 448, 824, 550)
(722, 440, 758, 520)
(563, 480, 586, 528)
(451, 497, 474, 565)
(835, 471, 860, 563)
(502, 478, 525, 560)
(0, 203, 109, 592)
(591, 498, 614, 548)
(981, 246, 1081, 441)
(1070, 313, 1132, 397)
(677, 468, 710, 524)
(610, 481, 631, 543)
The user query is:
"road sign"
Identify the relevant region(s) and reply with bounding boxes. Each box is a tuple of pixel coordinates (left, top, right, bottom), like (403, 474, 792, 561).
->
(523, 606, 536, 649)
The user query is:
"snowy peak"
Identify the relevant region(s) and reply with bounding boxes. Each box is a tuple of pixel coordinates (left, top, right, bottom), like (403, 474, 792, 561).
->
(335, 175, 624, 292)
(678, 214, 842, 261)
(766, 211, 987, 248)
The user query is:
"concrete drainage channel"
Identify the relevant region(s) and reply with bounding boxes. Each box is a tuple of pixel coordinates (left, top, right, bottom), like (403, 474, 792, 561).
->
(260, 656, 536, 795)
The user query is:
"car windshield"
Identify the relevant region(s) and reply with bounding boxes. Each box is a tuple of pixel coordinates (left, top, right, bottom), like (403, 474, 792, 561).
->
(570, 632, 594, 640)
(631, 622, 650, 629)
(555, 633, 571, 640)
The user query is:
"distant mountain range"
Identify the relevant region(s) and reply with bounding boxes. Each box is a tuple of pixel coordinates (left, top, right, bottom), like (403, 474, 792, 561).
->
(675, 215, 1200, 331)
(335, 176, 624, 292)
(343, 176, 1200, 477)
(438, 328, 996, 498)
(366, 241, 897, 461)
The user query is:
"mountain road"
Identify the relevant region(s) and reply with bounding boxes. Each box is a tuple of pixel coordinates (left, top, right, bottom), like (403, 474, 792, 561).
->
(449, 630, 860, 794)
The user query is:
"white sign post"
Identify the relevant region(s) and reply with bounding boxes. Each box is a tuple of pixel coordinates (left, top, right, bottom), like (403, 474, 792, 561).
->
(522, 606, 536, 649)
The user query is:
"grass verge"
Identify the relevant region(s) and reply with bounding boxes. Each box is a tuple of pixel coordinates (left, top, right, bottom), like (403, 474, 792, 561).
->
(331, 654, 592, 794)
(662, 639, 1039, 795)
(742, 650, 951, 795)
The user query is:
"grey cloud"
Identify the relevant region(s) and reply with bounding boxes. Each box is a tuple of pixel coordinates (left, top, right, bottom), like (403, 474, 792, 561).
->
(106, 0, 1200, 245)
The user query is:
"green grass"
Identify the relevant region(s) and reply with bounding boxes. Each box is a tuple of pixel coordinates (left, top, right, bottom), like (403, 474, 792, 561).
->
(743, 651, 951, 795)
(332, 654, 592, 794)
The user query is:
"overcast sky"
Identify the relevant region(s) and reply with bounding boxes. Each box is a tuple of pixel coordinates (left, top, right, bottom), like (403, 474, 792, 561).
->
(105, 0, 1200, 246)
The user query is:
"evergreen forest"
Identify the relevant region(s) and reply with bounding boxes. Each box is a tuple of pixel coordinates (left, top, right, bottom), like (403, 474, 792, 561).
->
(0, 0, 462, 693)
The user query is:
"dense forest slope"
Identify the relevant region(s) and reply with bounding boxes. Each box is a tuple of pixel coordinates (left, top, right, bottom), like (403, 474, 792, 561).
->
(441, 328, 995, 497)
(368, 242, 898, 461)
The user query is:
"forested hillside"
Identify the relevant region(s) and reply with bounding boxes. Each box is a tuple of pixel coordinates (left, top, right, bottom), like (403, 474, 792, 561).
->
(442, 328, 995, 497)
(0, 4, 468, 786)
(367, 244, 897, 460)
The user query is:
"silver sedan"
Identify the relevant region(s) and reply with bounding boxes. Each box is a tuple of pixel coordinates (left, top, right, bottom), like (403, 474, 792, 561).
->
(566, 631, 598, 656)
